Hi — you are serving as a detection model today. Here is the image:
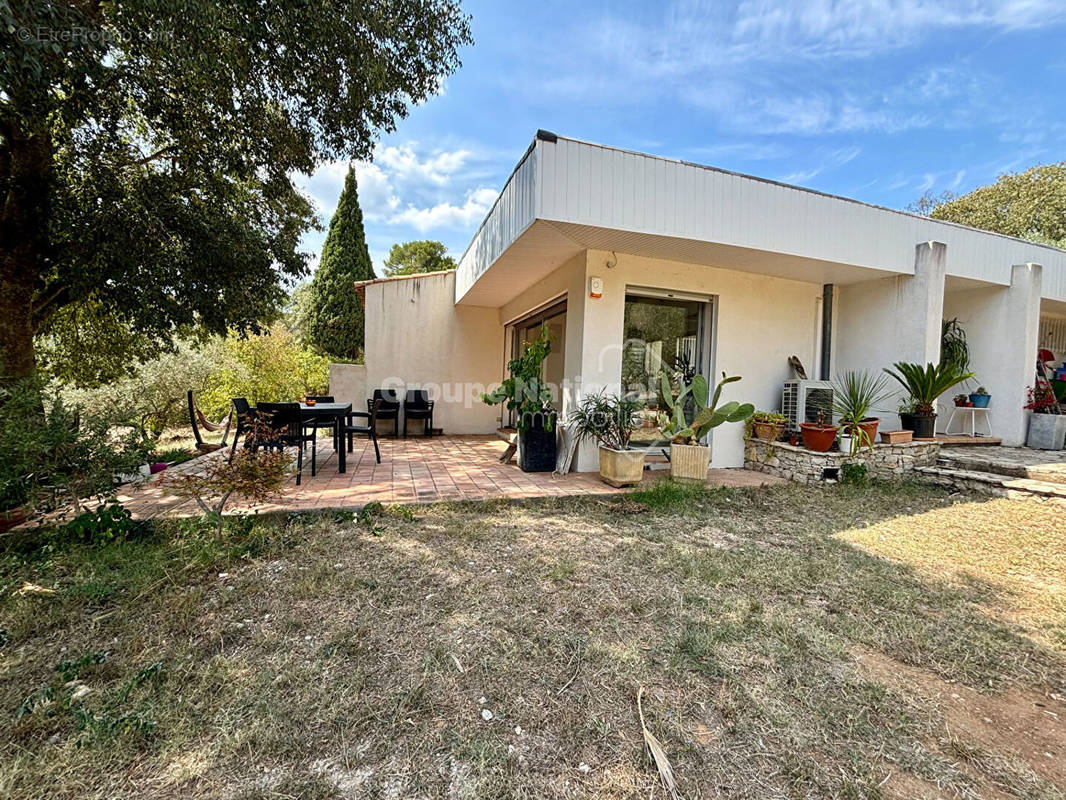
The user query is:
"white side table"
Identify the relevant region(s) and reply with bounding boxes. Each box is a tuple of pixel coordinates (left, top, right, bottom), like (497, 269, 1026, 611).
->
(944, 406, 992, 437)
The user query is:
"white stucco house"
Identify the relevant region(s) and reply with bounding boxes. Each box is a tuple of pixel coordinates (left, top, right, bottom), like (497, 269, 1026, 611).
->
(332, 131, 1066, 472)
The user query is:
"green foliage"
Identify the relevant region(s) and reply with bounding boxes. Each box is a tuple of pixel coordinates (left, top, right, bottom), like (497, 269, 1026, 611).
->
(307, 168, 376, 360)
(61, 502, 139, 547)
(567, 392, 644, 451)
(661, 373, 754, 445)
(0, 380, 149, 513)
(831, 371, 890, 454)
(1, 0, 472, 379)
(927, 162, 1066, 247)
(883, 362, 976, 414)
(63, 340, 224, 438)
(840, 462, 869, 486)
(481, 328, 555, 432)
(383, 240, 457, 276)
(752, 411, 788, 424)
(940, 318, 971, 378)
(285, 282, 316, 349)
(166, 445, 292, 533)
(198, 325, 331, 420)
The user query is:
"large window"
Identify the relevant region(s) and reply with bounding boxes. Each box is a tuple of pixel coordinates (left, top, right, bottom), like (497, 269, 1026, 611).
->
(622, 291, 711, 448)
(507, 300, 567, 426)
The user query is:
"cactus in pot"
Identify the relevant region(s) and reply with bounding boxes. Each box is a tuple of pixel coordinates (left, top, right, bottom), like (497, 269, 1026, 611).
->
(661, 372, 754, 479)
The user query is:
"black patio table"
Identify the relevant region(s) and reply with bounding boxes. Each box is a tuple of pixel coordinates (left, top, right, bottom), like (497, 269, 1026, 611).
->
(299, 402, 352, 473)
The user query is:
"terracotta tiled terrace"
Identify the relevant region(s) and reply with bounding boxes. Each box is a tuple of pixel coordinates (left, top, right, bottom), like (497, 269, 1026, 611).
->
(115, 434, 783, 519)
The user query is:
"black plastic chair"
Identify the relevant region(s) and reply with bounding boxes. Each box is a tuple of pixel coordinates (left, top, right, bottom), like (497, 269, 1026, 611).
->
(253, 402, 316, 484)
(303, 395, 338, 449)
(369, 389, 400, 438)
(403, 390, 435, 438)
(344, 398, 381, 463)
(229, 397, 257, 461)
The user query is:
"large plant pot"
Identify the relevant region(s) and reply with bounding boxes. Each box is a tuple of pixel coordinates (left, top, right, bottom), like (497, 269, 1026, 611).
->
(912, 413, 937, 439)
(670, 443, 710, 481)
(1026, 413, 1066, 450)
(969, 394, 991, 409)
(752, 421, 785, 441)
(800, 423, 839, 452)
(0, 506, 29, 533)
(899, 412, 916, 432)
(598, 445, 646, 487)
(518, 415, 557, 472)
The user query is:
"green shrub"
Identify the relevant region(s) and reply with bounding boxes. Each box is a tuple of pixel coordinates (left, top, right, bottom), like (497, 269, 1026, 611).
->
(0, 381, 149, 513)
(61, 501, 139, 546)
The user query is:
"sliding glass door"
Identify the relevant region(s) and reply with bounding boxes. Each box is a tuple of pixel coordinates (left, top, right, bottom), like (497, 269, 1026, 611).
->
(621, 290, 712, 448)
(507, 301, 567, 427)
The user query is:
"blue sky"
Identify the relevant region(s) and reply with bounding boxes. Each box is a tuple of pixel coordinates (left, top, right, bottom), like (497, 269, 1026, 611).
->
(294, 0, 1066, 275)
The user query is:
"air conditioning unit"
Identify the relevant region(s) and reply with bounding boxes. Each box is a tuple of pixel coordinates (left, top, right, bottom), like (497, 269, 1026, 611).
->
(782, 380, 834, 428)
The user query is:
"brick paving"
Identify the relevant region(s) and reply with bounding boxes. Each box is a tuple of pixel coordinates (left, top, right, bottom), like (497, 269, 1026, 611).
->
(115, 435, 784, 519)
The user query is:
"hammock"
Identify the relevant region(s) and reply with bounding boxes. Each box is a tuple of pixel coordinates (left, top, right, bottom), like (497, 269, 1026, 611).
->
(187, 390, 233, 452)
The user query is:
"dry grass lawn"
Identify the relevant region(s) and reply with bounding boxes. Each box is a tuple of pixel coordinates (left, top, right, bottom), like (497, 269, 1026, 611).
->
(838, 498, 1066, 651)
(1, 481, 1064, 799)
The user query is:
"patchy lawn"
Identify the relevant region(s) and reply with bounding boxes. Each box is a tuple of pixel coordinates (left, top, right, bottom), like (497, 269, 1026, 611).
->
(839, 498, 1066, 651)
(1, 482, 1064, 799)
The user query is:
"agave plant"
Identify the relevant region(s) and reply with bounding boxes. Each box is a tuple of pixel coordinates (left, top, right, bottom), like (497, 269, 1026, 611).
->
(660, 372, 754, 445)
(883, 362, 975, 414)
(832, 370, 890, 454)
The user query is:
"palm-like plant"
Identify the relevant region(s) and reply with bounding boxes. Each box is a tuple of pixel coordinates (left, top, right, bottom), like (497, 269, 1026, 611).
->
(832, 371, 890, 453)
(883, 362, 976, 414)
(568, 392, 644, 451)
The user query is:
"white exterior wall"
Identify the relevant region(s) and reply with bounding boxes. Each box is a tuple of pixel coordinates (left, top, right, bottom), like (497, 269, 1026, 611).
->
(573, 250, 822, 470)
(942, 264, 1043, 445)
(533, 137, 1066, 299)
(835, 242, 948, 427)
(330, 271, 504, 434)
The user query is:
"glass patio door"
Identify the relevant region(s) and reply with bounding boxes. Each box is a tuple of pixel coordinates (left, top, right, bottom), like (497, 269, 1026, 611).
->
(621, 289, 712, 448)
(507, 301, 567, 427)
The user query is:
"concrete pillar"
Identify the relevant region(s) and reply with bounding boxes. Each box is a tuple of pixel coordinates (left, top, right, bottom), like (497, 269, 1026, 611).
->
(835, 242, 947, 423)
(942, 263, 1042, 445)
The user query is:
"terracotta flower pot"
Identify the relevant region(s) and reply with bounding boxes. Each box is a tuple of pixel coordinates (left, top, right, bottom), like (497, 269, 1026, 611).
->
(800, 423, 839, 452)
(847, 417, 880, 447)
(0, 506, 29, 533)
(752, 421, 785, 441)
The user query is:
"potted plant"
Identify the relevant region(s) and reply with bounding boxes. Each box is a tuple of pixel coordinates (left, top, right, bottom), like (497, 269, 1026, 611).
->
(953, 393, 972, 408)
(832, 370, 890, 455)
(751, 411, 788, 441)
(568, 392, 645, 487)
(897, 398, 917, 432)
(969, 386, 991, 408)
(883, 362, 975, 440)
(1025, 384, 1066, 450)
(800, 411, 839, 452)
(481, 329, 557, 472)
(661, 372, 753, 481)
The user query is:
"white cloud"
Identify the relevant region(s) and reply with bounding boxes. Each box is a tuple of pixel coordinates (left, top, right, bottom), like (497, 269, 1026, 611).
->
(391, 188, 498, 233)
(376, 144, 472, 185)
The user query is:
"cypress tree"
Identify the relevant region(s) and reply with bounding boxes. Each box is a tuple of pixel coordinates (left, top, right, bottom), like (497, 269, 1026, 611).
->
(307, 167, 376, 360)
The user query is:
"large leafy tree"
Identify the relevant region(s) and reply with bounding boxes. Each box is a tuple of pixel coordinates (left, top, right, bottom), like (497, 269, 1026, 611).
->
(915, 163, 1066, 247)
(306, 167, 374, 361)
(0, 0, 472, 382)
(383, 239, 457, 276)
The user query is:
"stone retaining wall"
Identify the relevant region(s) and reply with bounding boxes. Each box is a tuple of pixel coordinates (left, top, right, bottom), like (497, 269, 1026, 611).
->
(744, 439, 940, 484)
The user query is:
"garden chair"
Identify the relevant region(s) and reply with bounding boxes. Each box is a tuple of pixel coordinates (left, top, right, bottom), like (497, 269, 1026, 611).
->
(303, 395, 339, 449)
(344, 398, 382, 464)
(402, 389, 434, 437)
(369, 389, 400, 438)
(229, 397, 257, 461)
(253, 402, 316, 485)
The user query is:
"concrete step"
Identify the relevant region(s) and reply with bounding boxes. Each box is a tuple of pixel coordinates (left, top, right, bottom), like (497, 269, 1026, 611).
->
(916, 465, 1066, 502)
(936, 453, 1066, 486)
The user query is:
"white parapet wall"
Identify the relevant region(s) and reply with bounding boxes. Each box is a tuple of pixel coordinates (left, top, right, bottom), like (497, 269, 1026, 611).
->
(329, 270, 505, 434)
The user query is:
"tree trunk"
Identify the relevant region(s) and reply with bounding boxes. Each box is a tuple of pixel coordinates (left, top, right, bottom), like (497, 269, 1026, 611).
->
(0, 125, 53, 383)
